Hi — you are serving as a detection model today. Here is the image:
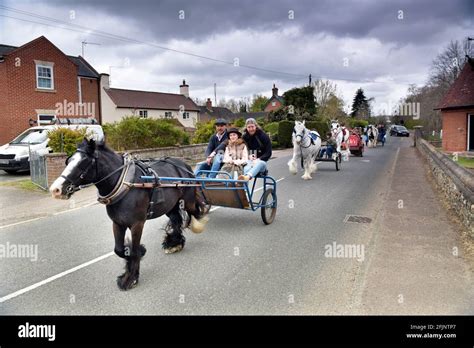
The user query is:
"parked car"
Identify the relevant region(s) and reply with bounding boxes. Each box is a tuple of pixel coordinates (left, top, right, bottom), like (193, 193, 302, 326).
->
(390, 125, 410, 137)
(0, 125, 104, 174)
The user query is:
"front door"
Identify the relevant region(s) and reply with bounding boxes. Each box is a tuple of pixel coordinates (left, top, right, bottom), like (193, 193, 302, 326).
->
(469, 114, 474, 151)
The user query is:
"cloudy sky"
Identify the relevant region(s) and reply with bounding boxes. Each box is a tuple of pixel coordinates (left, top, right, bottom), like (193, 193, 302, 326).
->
(0, 0, 472, 114)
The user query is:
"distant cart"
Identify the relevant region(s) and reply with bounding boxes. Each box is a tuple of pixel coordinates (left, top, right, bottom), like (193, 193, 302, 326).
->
(348, 131, 365, 156)
(314, 145, 342, 171)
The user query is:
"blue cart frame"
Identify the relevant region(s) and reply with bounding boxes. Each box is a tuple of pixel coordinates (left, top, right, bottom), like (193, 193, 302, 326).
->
(141, 170, 278, 225)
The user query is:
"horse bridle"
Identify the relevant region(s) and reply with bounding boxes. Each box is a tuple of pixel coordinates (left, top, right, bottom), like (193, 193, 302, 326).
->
(293, 128, 312, 149)
(62, 149, 126, 194)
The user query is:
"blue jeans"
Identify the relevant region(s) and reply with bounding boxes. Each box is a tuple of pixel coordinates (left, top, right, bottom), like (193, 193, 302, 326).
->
(194, 154, 223, 178)
(319, 146, 334, 158)
(243, 159, 267, 178)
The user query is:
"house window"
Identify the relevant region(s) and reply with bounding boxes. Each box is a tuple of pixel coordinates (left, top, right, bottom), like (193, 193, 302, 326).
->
(36, 63, 54, 90)
(139, 110, 148, 118)
(271, 101, 276, 107)
(182, 112, 190, 119)
(165, 112, 172, 118)
(37, 114, 55, 125)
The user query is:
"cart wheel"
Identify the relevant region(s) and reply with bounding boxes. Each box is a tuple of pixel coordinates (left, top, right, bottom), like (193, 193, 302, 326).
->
(261, 188, 277, 225)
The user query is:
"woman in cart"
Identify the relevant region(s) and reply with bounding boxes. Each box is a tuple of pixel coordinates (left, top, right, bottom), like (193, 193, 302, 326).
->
(218, 127, 248, 179)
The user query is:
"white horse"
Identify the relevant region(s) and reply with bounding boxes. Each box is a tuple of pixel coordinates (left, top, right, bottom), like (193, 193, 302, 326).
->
(330, 121, 350, 153)
(288, 120, 322, 180)
(366, 125, 379, 148)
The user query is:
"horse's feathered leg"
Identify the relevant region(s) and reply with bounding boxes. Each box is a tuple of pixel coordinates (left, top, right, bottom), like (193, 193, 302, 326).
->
(184, 187, 208, 234)
(162, 202, 186, 254)
(288, 140, 299, 175)
(117, 221, 146, 291)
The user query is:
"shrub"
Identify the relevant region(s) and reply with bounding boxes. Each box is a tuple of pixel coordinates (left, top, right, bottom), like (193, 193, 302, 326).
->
(47, 127, 88, 156)
(306, 121, 329, 136)
(234, 118, 245, 128)
(404, 119, 424, 129)
(192, 120, 215, 144)
(103, 116, 189, 151)
(278, 120, 294, 148)
(347, 119, 368, 128)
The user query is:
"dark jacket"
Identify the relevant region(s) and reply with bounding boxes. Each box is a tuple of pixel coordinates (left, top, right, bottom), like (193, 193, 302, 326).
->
(205, 131, 228, 157)
(242, 128, 272, 162)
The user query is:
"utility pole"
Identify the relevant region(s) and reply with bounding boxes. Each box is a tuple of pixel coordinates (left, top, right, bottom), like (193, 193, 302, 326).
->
(308, 74, 312, 86)
(81, 40, 101, 57)
(214, 83, 217, 105)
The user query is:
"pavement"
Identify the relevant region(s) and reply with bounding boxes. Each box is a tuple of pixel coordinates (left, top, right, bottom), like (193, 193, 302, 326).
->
(0, 137, 472, 315)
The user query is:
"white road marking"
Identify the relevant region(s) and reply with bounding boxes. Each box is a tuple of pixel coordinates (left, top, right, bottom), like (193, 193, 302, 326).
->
(0, 176, 286, 302)
(0, 252, 114, 303)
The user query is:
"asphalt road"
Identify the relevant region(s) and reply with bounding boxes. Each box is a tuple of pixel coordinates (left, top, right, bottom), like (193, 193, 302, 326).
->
(0, 136, 467, 315)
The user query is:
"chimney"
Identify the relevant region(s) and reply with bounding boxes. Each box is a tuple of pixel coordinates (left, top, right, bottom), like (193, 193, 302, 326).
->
(272, 83, 278, 97)
(206, 98, 212, 110)
(180, 79, 189, 97)
(100, 73, 110, 89)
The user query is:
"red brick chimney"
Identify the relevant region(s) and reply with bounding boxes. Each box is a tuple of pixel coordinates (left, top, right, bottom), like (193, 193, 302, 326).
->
(206, 98, 212, 110)
(272, 83, 278, 97)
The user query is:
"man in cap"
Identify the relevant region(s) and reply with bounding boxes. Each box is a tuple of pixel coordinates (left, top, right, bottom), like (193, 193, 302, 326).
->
(238, 118, 272, 181)
(194, 118, 228, 178)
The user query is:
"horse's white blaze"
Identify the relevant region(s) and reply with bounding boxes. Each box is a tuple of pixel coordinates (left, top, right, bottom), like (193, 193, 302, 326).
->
(49, 153, 82, 198)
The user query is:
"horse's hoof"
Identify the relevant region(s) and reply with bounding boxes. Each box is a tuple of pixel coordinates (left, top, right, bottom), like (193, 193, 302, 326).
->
(164, 244, 183, 254)
(117, 274, 139, 291)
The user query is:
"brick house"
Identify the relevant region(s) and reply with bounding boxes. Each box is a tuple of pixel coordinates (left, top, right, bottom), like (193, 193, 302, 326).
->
(101, 77, 200, 129)
(436, 56, 474, 152)
(0, 36, 101, 144)
(264, 84, 284, 112)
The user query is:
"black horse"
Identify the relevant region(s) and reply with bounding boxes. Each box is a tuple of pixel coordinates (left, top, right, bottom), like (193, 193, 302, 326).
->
(50, 138, 208, 290)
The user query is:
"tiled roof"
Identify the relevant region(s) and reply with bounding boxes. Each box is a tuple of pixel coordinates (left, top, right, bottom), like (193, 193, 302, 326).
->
(437, 57, 474, 110)
(198, 105, 236, 120)
(106, 88, 200, 111)
(0, 40, 99, 78)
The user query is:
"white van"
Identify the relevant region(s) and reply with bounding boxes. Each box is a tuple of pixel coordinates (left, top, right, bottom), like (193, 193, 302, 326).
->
(0, 125, 104, 174)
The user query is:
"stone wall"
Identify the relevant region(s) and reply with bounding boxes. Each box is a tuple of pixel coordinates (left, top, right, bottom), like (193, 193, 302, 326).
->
(127, 144, 207, 164)
(416, 138, 474, 237)
(43, 143, 208, 188)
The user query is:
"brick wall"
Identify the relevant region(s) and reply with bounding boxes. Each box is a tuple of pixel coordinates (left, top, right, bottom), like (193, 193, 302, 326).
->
(80, 77, 100, 123)
(45, 153, 67, 188)
(264, 100, 283, 112)
(442, 109, 472, 152)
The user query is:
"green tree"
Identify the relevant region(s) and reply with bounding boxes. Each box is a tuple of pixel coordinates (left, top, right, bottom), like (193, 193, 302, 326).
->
(351, 88, 370, 119)
(250, 94, 269, 112)
(283, 86, 317, 120)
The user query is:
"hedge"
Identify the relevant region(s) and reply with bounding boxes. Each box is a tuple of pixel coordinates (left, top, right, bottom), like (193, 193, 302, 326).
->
(47, 127, 88, 156)
(305, 121, 330, 137)
(103, 116, 190, 151)
(278, 120, 294, 148)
